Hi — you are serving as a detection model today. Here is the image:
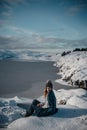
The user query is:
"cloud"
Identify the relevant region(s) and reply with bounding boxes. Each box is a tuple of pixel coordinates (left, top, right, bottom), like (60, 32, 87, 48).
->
(0, 35, 24, 49)
(68, 6, 80, 16)
(0, 24, 87, 49)
(67, 0, 87, 16)
(0, 0, 28, 19)
(35, 35, 87, 49)
(0, 1, 14, 27)
(1, 0, 26, 4)
(0, 20, 7, 27)
(10, 26, 35, 35)
(0, 33, 87, 50)
(0, 35, 18, 45)
(2, 10, 12, 17)
(0, 34, 41, 49)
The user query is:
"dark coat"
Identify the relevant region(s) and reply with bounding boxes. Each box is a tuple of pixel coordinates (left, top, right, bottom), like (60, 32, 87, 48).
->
(34, 90, 58, 117)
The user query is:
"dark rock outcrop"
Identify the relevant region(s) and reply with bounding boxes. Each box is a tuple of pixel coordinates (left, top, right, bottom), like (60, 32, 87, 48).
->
(73, 48, 87, 52)
(61, 51, 71, 56)
(74, 80, 87, 89)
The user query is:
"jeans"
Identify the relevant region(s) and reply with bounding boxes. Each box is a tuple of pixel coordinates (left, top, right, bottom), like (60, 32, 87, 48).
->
(26, 99, 41, 116)
(26, 99, 58, 117)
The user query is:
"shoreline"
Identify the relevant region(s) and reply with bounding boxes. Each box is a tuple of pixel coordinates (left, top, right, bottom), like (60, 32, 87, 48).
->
(0, 60, 74, 98)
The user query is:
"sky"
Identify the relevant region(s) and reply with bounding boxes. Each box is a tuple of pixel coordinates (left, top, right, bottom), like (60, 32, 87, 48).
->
(0, 0, 87, 52)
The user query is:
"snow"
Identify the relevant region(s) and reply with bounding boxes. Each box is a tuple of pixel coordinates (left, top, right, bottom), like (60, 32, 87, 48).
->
(0, 89, 87, 130)
(0, 49, 56, 62)
(55, 51, 87, 86)
(0, 50, 87, 130)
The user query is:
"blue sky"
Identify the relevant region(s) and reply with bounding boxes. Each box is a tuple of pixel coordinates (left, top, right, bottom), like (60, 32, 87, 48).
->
(0, 0, 87, 51)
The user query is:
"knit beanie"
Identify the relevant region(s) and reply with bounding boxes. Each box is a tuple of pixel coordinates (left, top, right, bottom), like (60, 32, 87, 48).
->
(45, 80, 53, 88)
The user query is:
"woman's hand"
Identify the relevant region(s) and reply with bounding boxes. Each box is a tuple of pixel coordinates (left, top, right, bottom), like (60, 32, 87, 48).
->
(37, 103, 45, 107)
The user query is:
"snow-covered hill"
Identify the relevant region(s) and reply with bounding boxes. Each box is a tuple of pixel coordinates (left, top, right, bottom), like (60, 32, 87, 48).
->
(55, 51, 87, 88)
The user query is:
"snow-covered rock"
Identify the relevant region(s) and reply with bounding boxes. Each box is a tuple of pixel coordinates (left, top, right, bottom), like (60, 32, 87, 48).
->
(0, 97, 27, 128)
(55, 51, 87, 88)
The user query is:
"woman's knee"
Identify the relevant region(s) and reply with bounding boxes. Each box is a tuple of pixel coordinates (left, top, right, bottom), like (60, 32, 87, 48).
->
(32, 99, 40, 105)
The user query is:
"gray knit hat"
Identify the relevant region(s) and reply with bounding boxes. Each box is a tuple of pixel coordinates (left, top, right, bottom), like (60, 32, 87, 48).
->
(45, 80, 53, 88)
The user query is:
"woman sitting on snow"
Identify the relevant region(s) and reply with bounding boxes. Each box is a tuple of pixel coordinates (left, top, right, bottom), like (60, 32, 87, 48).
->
(25, 80, 58, 117)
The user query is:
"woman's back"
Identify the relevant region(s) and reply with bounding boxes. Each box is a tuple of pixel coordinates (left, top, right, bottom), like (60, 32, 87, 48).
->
(47, 90, 56, 108)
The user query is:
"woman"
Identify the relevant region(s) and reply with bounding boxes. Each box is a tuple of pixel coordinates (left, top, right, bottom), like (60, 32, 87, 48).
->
(25, 80, 58, 117)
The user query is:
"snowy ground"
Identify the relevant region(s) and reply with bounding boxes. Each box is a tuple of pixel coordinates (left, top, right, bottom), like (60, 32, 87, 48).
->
(0, 50, 87, 130)
(0, 88, 87, 130)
